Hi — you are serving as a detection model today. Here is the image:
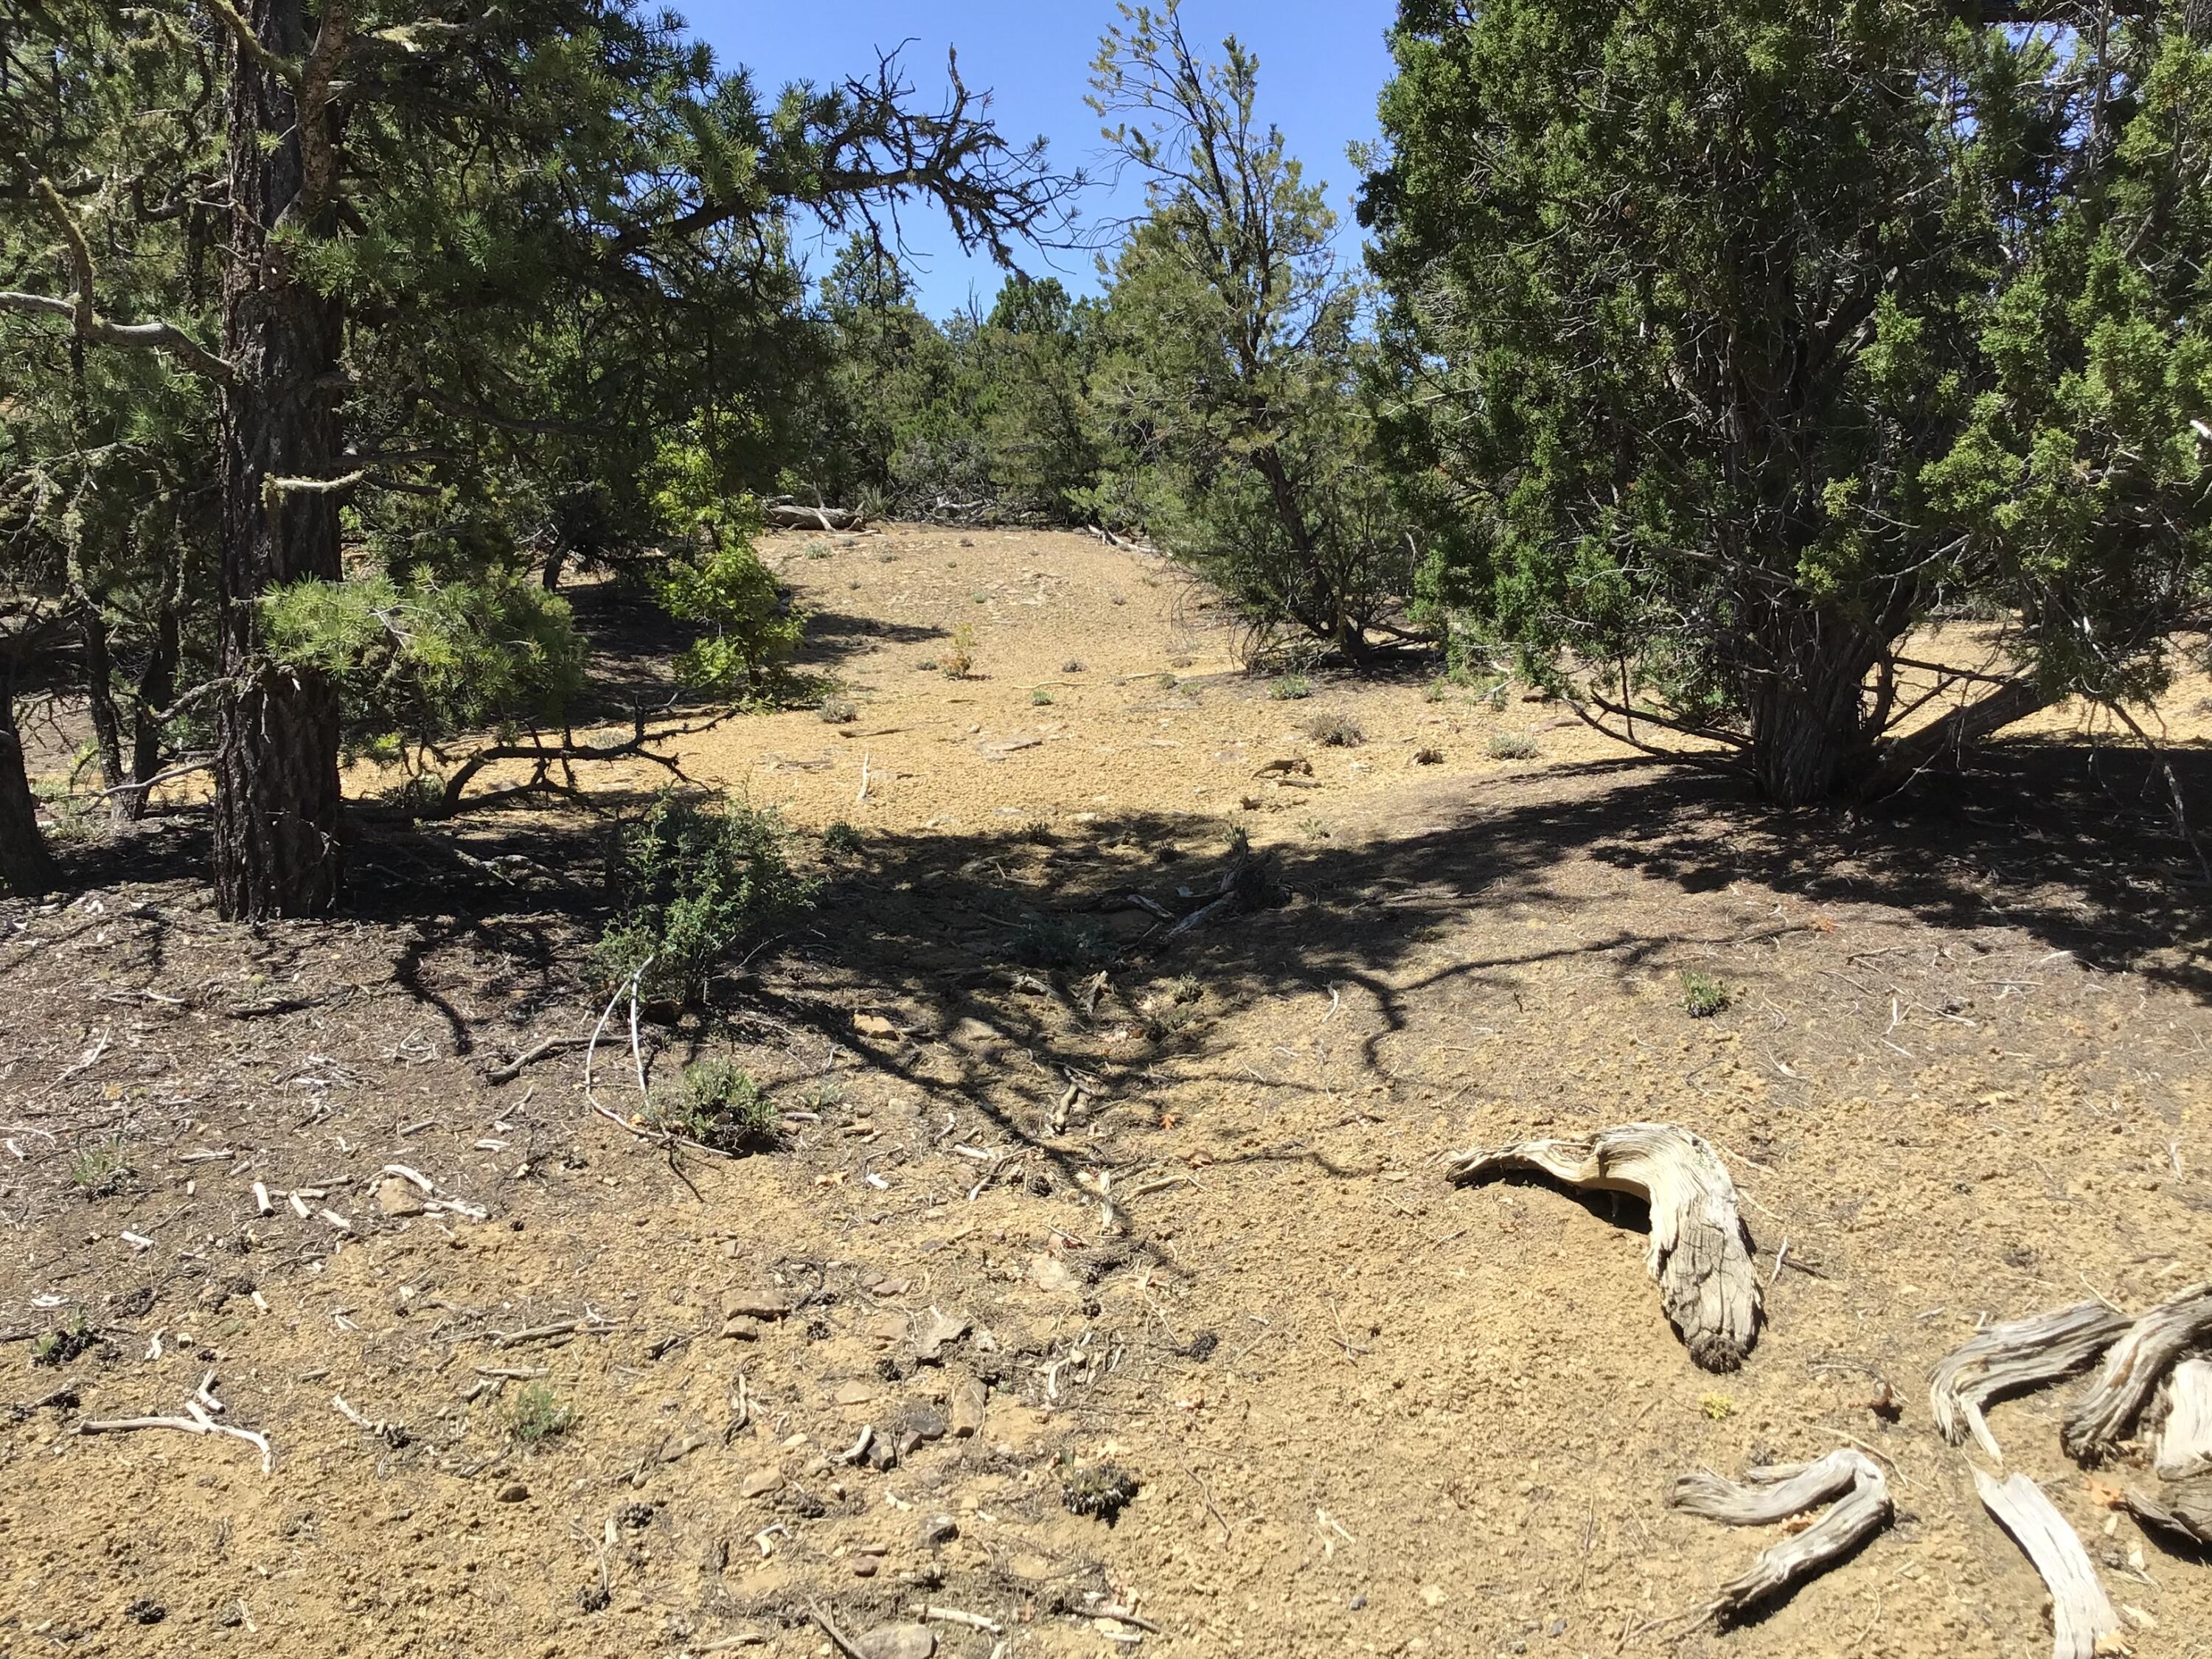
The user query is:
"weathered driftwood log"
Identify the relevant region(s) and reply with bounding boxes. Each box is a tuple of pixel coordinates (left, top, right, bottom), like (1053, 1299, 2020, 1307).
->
(765, 503, 863, 532)
(1448, 1123, 1761, 1370)
(1927, 1301, 2133, 1461)
(2121, 1478, 2212, 1548)
(1973, 1469, 2121, 1659)
(1669, 1449, 1893, 1623)
(2152, 1357, 2212, 1482)
(2062, 1281, 2212, 1464)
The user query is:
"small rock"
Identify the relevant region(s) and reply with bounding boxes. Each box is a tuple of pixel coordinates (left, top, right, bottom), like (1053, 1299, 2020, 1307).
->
(833, 1380, 877, 1407)
(854, 1625, 934, 1659)
(913, 1307, 970, 1363)
(948, 1374, 987, 1438)
(905, 1408, 948, 1442)
(870, 1277, 911, 1297)
(740, 1468, 783, 1499)
(863, 1312, 909, 1343)
(1008, 1552, 1054, 1581)
(496, 1481, 530, 1503)
(1029, 1253, 1076, 1293)
(850, 1554, 879, 1578)
(374, 1177, 426, 1217)
(720, 1317, 766, 1341)
(920, 1514, 959, 1546)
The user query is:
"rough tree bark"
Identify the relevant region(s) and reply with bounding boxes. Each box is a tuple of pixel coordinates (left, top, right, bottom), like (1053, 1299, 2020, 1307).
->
(211, 0, 349, 918)
(1669, 1450, 1893, 1623)
(118, 554, 184, 823)
(2063, 1281, 2212, 1464)
(0, 655, 61, 895)
(1974, 1470, 2121, 1659)
(1928, 1298, 2132, 1461)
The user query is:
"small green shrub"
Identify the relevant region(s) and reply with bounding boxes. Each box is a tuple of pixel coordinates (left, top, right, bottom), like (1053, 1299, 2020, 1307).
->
(509, 1381, 577, 1443)
(1062, 658, 1086, 673)
(645, 1057, 779, 1152)
(71, 1138, 131, 1197)
(1425, 678, 1453, 703)
(1163, 974, 1203, 1005)
(591, 793, 818, 1006)
(1157, 672, 1179, 690)
(381, 771, 449, 819)
(819, 693, 858, 724)
(1487, 731, 1540, 760)
(32, 1310, 94, 1367)
(1062, 1462, 1139, 1521)
(942, 623, 977, 678)
(1030, 687, 1054, 706)
(803, 542, 832, 560)
(1305, 712, 1363, 748)
(1269, 674, 1312, 700)
(1681, 971, 1733, 1019)
(798, 1077, 849, 1113)
(822, 821, 865, 858)
(1019, 820, 1056, 844)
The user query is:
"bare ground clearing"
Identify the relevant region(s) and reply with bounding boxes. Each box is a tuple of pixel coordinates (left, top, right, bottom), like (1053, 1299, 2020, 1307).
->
(4, 527, 2211, 1659)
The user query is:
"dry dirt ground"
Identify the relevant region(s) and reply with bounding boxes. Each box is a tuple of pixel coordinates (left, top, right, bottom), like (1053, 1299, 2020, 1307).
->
(4, 526, 2212, 1659)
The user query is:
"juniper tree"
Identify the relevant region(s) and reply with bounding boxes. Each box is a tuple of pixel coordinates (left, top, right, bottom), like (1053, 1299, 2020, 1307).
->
(3, 0, 1068, 914)
(1364, 0, 2212, 803)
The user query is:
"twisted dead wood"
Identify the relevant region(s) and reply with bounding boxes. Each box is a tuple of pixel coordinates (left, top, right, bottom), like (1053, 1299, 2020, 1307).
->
(1669, 1449, 1893, 1622)
(1927, 1301, 2133, 1461)
(2063, 1281, 2212, 1464)
(1973, 1469, 2120, 1659)
(1449, 1123, 1761, 1370)
(2121, 1478, 2212, 1548)
(2152, 1357, 2212, 1482)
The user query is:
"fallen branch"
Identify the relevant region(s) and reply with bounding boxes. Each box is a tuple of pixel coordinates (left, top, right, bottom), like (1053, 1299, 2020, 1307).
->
(1669, 1450, 1893, 1624)
(2064, 1281, 2212, 1464)
(79, 1401, 274, 1474)
(484, 1034, 591, 1084)
(1973, 1469, 2120, 1659)
(2121, 1479, 2212, 1548)
(1929, 1300, 2132, 1461)
(2152, 1357, 2212, 1482)
(1449, 1122, 1762, 1370)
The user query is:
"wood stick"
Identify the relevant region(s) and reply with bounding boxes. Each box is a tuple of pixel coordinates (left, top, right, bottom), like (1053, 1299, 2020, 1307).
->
(911, 1604, 1004, 1633)
(1927, 1300, 2131, 1461)
(1973, 1469, 2119, 1659)
(1449, 1122, 1761, 1370)
(2152, 1357, 2212, 1481)
(2065, 1282, 2212, 1463)
(1670, 1450, 1893, 1624)
(804, 1600, 869, 1659)
(78, 1411, 274, 1474)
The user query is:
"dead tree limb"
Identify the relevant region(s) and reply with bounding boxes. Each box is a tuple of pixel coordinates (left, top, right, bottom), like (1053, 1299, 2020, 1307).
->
(2063, 1282, 2212, 1464)
(1928, 1300, 2132, 1461)
(765, 503, 863, 532)
(1448, 1122, 1762, 1371)
(2152, 1357, 2212, 1483)
(1669, 1449, 1893, 1624)
(1973, 1469, 2120, 1659)
(2121, 1479, 2212, 1548)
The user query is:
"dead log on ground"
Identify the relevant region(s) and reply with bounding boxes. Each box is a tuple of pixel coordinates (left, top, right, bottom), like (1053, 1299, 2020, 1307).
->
(1447, 1123, 1762, 1371)
(1973, 1468, 2120, 1659)
(1669, 1449, 1893, 1623)
(2152, 1357, 2212, 1482)
(765, 503, 863, 532)
(1927, 1300, 2132, 1461)
(2063, 1281, 2212, 1464)
(2121, 1478, 2212, 1548)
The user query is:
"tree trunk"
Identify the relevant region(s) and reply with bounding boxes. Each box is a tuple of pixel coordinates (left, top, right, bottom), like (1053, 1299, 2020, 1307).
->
(212, 0, 347, 919)
(73, 591, 131, 822)
(117, 553, 183, 824)
(0, 659, 60, 897)
(1740, 613, 1885, 807)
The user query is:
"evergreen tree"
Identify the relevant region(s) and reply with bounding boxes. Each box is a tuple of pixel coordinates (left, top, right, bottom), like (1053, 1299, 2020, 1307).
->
(3, 1, 1068, 912)
(1364, 0, 2212, 803)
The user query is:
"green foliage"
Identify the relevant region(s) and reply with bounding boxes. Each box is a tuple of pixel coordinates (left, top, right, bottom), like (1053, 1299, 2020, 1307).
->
(819, 693, 858, 724)
(31, 1310, 95, 1368)
(1085, 5, 1413, 658)
(941, 623, 978, 678)
(592, 793, 818, 1004)
(1011, 917, 1111, 970)
(1365, 0, 2212, 801)
(1486, 731, 1539, 761)
(508, 1382, 577, 1444)
(69, 1138, 131, 1198)
(260, 574, 586, 759)
(648, 439, 808, 697)
(1681, 971, 1734, 1020)
(646, 1057, 779, 1152)
(821, 820, 866, 857)
(1269, 674, 1312, 701)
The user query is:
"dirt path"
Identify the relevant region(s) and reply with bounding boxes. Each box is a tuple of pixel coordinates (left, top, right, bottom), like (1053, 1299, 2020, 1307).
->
(4, 527, 2211, 1658)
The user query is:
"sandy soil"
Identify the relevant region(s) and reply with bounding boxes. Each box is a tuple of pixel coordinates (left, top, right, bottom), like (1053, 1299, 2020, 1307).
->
(4, 526, 2211, 1659)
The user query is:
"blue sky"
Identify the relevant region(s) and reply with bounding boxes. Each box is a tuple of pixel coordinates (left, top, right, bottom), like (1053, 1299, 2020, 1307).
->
(684, 1, 1400, 317)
